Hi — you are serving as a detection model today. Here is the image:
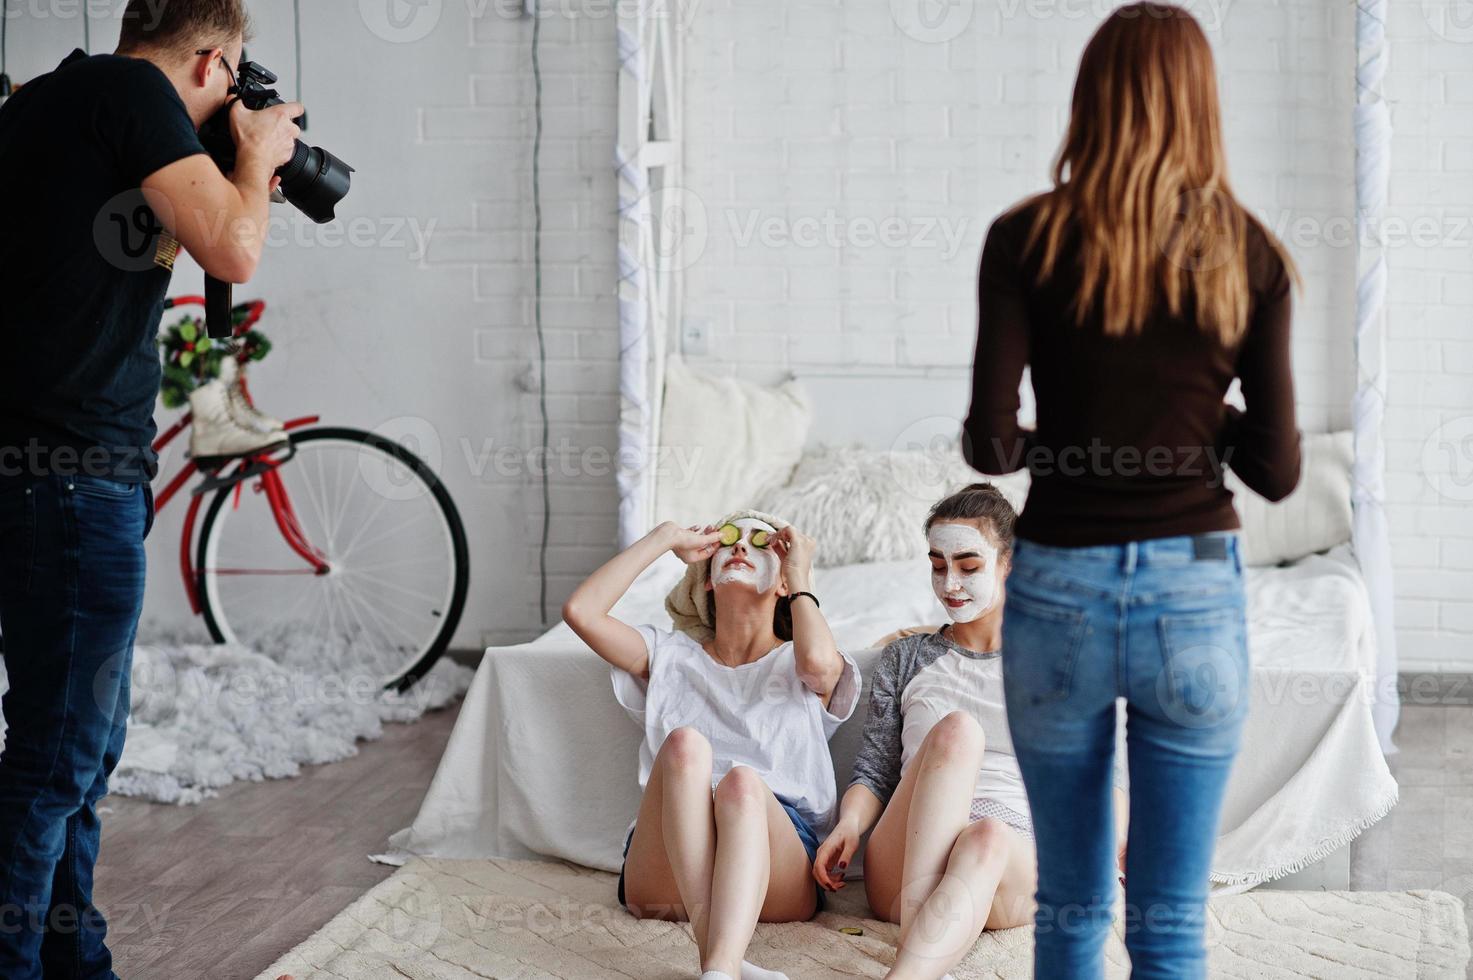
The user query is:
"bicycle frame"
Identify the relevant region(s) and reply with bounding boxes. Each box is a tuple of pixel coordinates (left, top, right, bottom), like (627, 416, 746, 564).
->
(153, 295, 326, 615)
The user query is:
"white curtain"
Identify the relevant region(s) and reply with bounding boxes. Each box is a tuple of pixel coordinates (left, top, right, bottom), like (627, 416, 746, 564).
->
(614, 8, 681, 548)
(1353, 0, 1399, 753)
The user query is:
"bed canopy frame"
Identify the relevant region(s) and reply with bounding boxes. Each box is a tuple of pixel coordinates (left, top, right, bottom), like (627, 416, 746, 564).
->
(613, 2, 1399, 750)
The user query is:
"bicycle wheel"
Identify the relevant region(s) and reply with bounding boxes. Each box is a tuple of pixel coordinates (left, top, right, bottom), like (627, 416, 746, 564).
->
(196, 426, 470, 692)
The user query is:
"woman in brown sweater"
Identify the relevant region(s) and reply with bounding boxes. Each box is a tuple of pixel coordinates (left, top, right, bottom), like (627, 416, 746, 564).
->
(963, 5, 1300, 978)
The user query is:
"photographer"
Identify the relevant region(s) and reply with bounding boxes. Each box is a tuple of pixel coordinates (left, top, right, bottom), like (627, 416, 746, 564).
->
(0, 1, 302, 975)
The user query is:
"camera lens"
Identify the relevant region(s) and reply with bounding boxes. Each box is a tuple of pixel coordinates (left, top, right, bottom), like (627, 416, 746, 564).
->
(276, 142, 354, 224)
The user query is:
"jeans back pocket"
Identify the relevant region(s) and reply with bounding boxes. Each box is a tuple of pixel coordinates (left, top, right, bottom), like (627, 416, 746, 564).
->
(1155, 606, 1249, 731)
(1002, 590, 1089, 704)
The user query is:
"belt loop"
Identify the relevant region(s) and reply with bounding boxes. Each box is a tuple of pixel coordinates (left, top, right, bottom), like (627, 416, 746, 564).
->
(1122, 541, 1137, 574)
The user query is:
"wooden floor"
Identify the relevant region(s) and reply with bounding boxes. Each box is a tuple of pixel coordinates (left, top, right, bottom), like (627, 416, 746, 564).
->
(89, 701, 1473, 979)
(95, 702, 461, 979)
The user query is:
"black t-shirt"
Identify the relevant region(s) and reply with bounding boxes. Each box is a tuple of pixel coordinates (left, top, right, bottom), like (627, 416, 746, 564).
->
(0, 50, 208, 482)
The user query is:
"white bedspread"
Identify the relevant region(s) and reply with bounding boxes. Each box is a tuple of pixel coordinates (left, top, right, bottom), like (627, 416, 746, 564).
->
(384, 548, 1397, 890)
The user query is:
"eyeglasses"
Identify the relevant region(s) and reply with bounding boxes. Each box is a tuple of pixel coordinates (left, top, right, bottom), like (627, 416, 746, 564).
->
(195, 48, 238, 91)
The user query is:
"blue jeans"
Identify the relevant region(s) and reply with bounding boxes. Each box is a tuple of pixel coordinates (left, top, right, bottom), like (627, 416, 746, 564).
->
(0, 475, 153, 980)
(1002, 532, 1249, 980)
(617, 795, 826, 915)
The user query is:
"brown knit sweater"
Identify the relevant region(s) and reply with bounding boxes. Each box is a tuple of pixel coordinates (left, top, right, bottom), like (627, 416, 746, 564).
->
(963, 199, 1302, 546)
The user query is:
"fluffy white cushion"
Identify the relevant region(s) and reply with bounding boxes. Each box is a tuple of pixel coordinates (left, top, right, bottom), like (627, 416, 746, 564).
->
(1229, 430, 1353, 566)
(756, 442, 1029, 567)
(653, 360, 812, 528)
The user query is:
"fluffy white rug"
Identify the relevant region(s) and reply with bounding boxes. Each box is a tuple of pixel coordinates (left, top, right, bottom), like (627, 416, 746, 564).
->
(0, 632, 472, 804)
(258, 857, 1471, 980)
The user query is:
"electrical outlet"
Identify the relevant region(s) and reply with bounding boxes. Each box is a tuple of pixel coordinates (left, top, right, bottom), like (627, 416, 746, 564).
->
(681, 316, 712, 357)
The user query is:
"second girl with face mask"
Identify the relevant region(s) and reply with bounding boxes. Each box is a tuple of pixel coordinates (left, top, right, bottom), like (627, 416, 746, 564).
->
(813, 484, 1125, 980)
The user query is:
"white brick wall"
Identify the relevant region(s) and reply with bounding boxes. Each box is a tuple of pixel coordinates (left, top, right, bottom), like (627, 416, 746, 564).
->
(424, 4, 619, 644)
(683, 0, 1355, 432)
(1384, 0, 1473, 672)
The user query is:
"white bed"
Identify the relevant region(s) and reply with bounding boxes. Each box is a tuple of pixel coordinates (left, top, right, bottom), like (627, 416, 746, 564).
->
(383, 545, 1395, 891)
(383, 369, 1398, 893)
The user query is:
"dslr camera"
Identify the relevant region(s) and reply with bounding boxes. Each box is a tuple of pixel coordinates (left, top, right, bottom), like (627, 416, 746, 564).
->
(196, 59, 354, 337)
(198, 60, 353, 225)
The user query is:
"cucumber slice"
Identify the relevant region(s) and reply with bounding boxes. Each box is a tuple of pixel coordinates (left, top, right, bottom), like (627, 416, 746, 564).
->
(718, 523, 741, 546)
(751, 529, 771, 549)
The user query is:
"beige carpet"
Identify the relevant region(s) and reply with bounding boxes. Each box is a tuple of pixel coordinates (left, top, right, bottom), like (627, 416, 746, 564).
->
(258, 858, 1470, 979)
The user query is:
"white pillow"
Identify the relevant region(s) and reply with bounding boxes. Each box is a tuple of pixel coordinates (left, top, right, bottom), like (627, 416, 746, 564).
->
(653, 360, 812, 528)
(1228, 430, 1353, 566)
(756, 442, 1029, 567)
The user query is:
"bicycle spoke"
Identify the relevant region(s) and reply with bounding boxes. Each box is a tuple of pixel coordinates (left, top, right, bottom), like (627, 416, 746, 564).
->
(338, 508, 437, 560)
(340, 575, 437, 627)
(339, 581, 421, 653)
(342, 554, 448, 575)
(298, 452, 338, 555)
(332, 583, 383, 655)
(326, 445, 362, 554)
(339, 567, 444, 606)
(335, 484, 398, 561)
(329, 439, 351, 549)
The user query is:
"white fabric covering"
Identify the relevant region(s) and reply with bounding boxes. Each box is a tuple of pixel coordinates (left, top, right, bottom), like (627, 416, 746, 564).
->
(653, 360, 813, 529)
(1353, 0, 1400, 752)
(384, 548, 1396, 890)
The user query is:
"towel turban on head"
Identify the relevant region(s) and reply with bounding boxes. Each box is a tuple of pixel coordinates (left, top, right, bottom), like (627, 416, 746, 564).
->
(664, 508, 798, 642)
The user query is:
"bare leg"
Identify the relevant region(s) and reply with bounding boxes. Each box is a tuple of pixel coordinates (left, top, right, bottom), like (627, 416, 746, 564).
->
(623, 727, 717, 953)
(887, 818, 1036, 980)
(865, 711, 986, 948)
(703, 766, 817, 977)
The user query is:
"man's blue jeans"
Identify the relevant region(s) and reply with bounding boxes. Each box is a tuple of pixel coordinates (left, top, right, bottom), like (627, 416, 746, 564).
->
(1002, 532, 1249, 980)
(0, 474, 152, 980)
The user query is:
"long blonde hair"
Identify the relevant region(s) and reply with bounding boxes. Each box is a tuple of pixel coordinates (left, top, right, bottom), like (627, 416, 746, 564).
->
(1023, 2, 1295, 345)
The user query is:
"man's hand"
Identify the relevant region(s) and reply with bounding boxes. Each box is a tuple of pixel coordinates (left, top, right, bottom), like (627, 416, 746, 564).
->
(139, 100, 304, 284)
(229, 99, 303, 178)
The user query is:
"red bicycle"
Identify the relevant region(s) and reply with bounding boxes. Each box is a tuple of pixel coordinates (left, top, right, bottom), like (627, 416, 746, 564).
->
(156, 295, 469, 692)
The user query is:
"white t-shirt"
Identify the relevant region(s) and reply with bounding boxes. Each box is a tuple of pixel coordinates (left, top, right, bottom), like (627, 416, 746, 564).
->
(611, 625, 862, 834)
(898, 643, 1029, 815)
(850, 629, 1127, 822)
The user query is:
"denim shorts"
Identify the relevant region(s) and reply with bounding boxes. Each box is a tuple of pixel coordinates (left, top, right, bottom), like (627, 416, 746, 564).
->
(617, 795, 824, 914)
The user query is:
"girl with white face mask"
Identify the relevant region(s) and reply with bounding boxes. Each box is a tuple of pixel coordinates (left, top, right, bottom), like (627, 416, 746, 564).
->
(563, 510, 861, 980)
(813, 484, 1127, 980)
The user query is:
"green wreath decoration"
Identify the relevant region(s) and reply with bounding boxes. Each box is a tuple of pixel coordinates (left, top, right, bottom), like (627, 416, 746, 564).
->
(158, 312, 272, 409)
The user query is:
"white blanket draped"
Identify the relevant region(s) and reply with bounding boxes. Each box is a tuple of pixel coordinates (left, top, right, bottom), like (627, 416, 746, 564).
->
(383, 550, 1396, 890)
